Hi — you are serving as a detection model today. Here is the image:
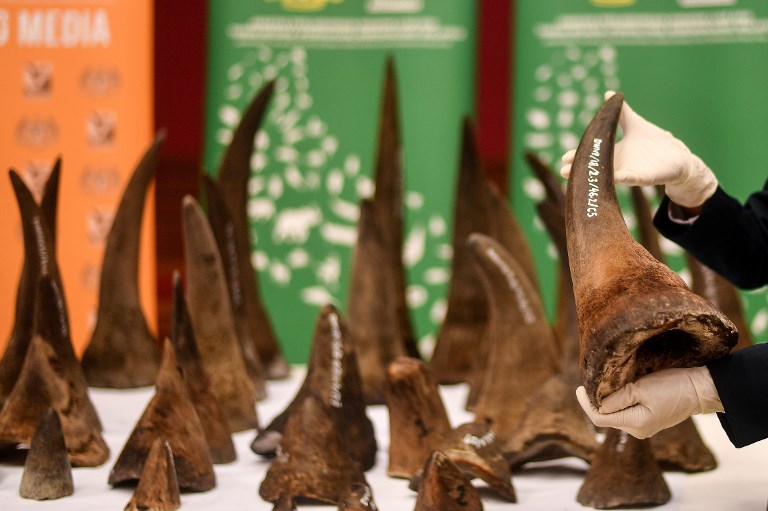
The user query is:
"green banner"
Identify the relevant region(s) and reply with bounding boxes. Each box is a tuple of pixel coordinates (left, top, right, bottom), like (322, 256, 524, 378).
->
(205, 0, 476, 363)
(511, 1, 768, 341)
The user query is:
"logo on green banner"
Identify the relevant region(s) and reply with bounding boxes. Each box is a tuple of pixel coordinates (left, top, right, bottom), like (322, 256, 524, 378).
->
(265, 0, 344, 12)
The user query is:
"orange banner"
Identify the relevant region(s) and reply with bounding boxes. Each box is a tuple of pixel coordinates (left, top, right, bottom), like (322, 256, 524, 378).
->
(0, 1, 155, 356)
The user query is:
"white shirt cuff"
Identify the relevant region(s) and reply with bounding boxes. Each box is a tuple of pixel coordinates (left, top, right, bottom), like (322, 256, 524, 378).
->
(668, 202, 700, 225)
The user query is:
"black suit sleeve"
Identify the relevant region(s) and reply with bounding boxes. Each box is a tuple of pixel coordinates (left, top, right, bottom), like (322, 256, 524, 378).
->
(653, 180, 768, 289)
(707, 343, 768, 447)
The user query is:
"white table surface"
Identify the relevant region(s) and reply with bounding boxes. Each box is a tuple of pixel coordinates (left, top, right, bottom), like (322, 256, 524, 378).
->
(1, 366, 767, 510)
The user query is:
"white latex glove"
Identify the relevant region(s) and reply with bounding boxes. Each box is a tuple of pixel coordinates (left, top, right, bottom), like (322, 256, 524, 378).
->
(575, 366, 723, 439)
(560, 91, 718, 208)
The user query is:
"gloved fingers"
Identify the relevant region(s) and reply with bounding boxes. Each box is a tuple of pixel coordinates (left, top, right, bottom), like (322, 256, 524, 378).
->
(575, 386, 601, 423)
(561, 149, 576, 164)
(598, 383, 641, 414)
(612, 168, 662, 186)
(576, 387, 653, 435)
(560, 163, 572, 179)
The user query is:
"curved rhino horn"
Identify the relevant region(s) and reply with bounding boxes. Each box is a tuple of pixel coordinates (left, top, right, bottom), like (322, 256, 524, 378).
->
(82, 132, 166, 388)
(565, 93, 736, 406)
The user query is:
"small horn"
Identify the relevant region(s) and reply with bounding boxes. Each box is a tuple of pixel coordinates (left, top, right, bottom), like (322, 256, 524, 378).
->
(505, 374, 598, 469)
(0, 276, 108, 467)
(413, 451, 483, 511)
(258, 393, 368, 506)
(410, 421, 516, 502)
(124, 438, 181, 511)
(347, 199, 409, 404)
(251, 305, 376, 471)
(169, 271, 236, 464)
(109, 339, 215, 491)
(82, 133, 165, 388)
(202, 175, 268, 389)
(565, 93, 736, 406)
(385, 356, 452, 479)
(214, 81, 290, 379)
(468, 233, 559, 455)
(182, 195, 261, 430)
(19, 409, 73, 500)
(1, 168, 62, 407)
(577, 429, 671, 508)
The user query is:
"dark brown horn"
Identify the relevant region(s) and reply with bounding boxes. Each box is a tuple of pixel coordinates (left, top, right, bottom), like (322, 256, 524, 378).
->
(347, 199, 408, 404)
(385, 356, 452, 479)
(430, 118, 493, 384)
(414, 451, 483, 511)
(0, 276, 108, 467)
(565, 93, 736, 406)
(124, 438, 181, 511)
(251, 304, 376, 471)
(370, 57, 419, 360)
(202, 175, 268, 388)
(468, 233, 559, 454)
(259, 393, 367, 506)
(169, 271, 236, 464)
(2, 167, 61, 407)
(337, 482, 379, 511)
(577, 429, 671, 508)
(109, 338, 215, 491)
(505, 374, 598, 469)
(410, 421, 516, 502)
(82, 133, 165, 388)
(651, 418, 716, 473)
(630, 185, 719, 472)
(214, 81, 289, 380)
(181, 195, 261, 430)
(19, 408, 73, 500)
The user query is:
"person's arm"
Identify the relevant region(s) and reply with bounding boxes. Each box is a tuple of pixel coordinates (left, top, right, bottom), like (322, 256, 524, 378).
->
(653, 183, 768, 289)
(707, 343, 768, 447)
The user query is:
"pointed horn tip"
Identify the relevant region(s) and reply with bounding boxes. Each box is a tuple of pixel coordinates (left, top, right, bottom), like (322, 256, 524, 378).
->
(181, 194, 200, 210)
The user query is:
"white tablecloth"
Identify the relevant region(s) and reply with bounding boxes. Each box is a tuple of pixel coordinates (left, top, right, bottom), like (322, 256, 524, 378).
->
(1, 366, 766, 510)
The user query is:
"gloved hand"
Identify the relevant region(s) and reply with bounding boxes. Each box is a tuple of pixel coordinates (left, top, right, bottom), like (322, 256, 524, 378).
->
(560, 91, 718, 208)
(575, 366, 723, 439)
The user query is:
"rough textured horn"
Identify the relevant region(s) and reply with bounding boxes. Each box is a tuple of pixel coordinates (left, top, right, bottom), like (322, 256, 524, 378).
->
(577, 428, 671, 508)
(19, 408, 73, 500)
(182, 195, 261, 430)
(2, 167, 61, 408)
(629, 185, 719, 472)
(337, 482, 379, 511)
(0, 276, 108, 467)
(370, 57, 419, 360)
(385, 356, 452, 479)
(124, 437, 181, 511)
(565, 93, 736, 406)
(202, 175, 268, 389)
(347, 199, 409, 404)
(414, 450, 483, 511)
(251, 304, 376, 471)
(410, 421, 516, 502)
(505, 374, 598, 469)
(214, 81, 289, 380)
(82, 133, 165, 388)
(430, 118, 493, 384)
(468, 233, 560, 454)
(169, 271, 236, 464)
(109, 338, 215, 491)
(259, 392, 367, 506)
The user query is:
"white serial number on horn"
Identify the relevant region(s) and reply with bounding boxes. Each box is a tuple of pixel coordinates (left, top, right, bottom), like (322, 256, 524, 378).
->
(586, 138, 603, 218)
